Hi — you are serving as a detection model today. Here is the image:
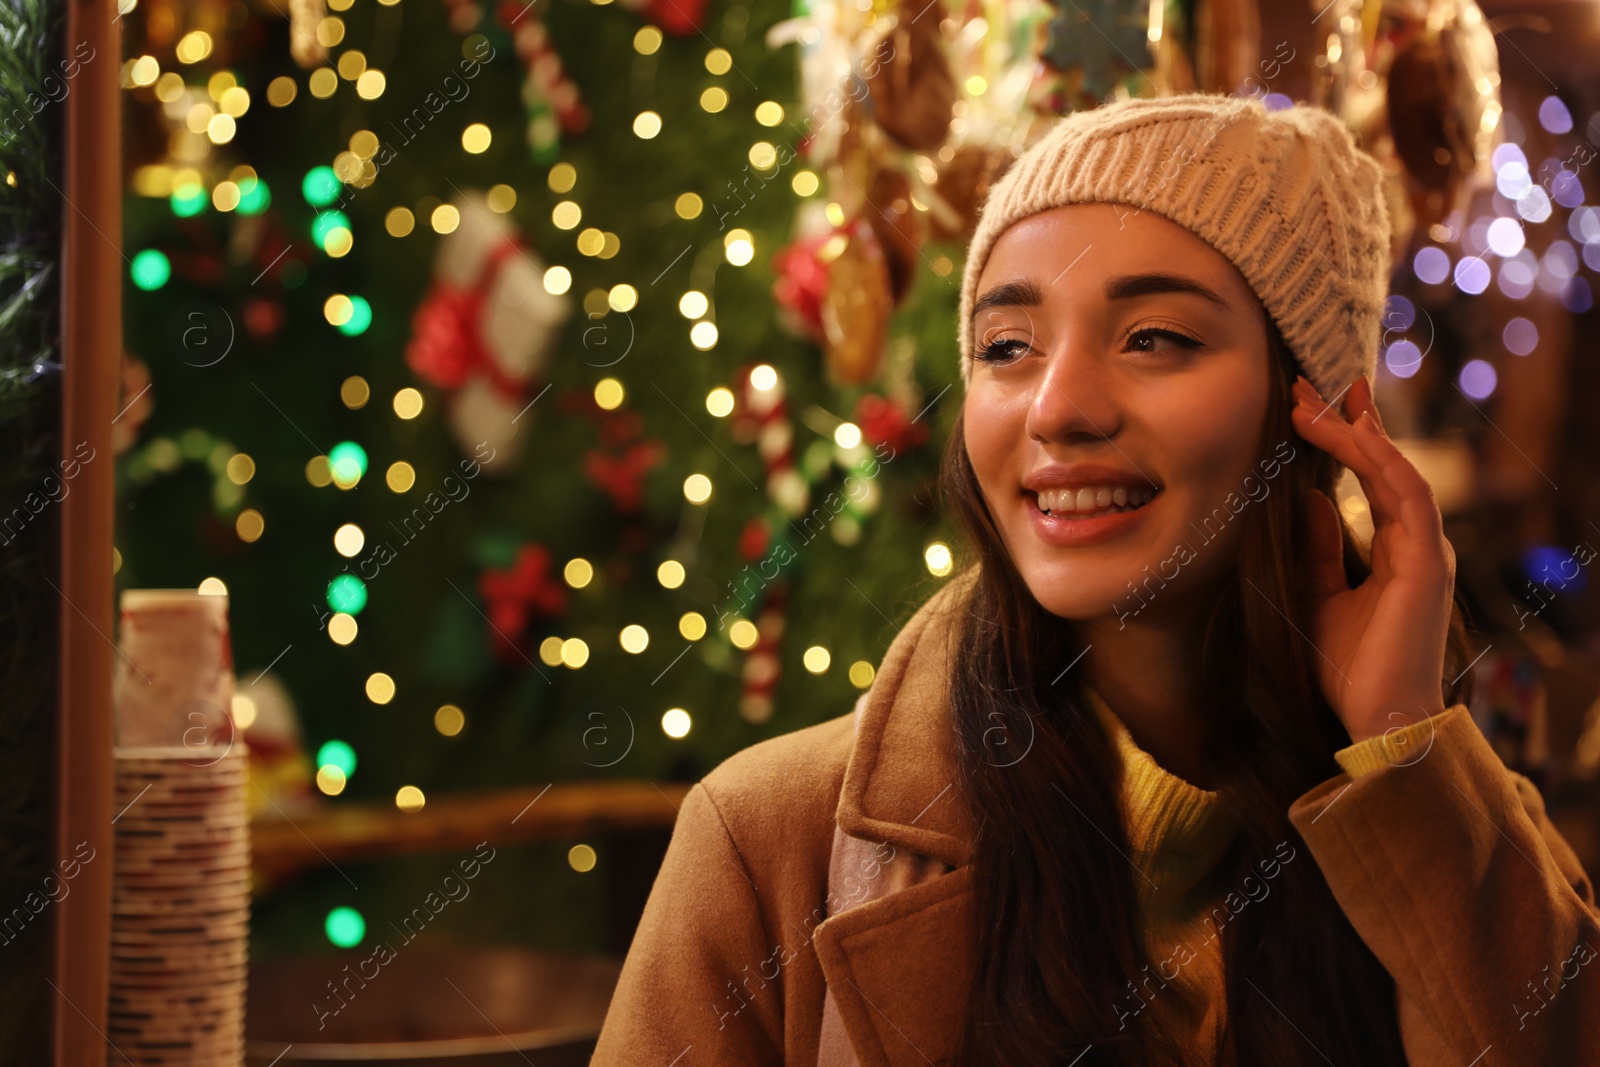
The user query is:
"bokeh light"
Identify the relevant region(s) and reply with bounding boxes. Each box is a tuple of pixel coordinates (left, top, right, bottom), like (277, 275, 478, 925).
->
(1538, 95, 1573, 134)
(1413, 247, 1450, 285)
(1486, 217, 1525, 257)
(434, 704, 465, 736)
(1503, 317, 1539, 356)
(619, 625, 649, 653)
(1496, 161, 1531, 200)
(326, 573, 367, 615)
(1384, 339, 1422, 378)
(130, 249, 171, 290)
(365, 672, 395, 704)
(316, 739, 357, 776)
(334, 523, 364, 557)
(316, 764, 347, 794)
(303, 165, 341, 207)
(325, 906, 365, 947)
(338, 296, 372, 336)
(1523, 544, 1587, 593)
(1458, 359, 1497, 400)
(1381, 294, 1415, 332)
(1452, 255, 1490, 295)
(329, 441, 368, 487)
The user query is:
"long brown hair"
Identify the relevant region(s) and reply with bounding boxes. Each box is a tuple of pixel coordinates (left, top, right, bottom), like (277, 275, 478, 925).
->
(940, 317, 1476, 1066)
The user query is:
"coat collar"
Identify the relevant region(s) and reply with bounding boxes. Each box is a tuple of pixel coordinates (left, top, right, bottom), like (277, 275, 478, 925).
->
(818, 571, 982, 1066)
(834, 569, 981, 870)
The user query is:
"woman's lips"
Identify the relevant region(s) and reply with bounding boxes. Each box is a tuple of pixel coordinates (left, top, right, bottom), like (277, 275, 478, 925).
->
(1023, 488, 1161, 547)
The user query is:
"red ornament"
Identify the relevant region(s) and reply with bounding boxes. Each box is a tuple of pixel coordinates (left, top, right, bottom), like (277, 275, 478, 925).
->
(477, 544, 568, 662)
(584, 439, 665, 514)
(643, 0, 707, 35)
(855, 392, 929, 454)
(404, 240, 529, 399)
(771, 230, 833, 342)
(738, 517, 770, 563)
(404, 287, 482, 390)
(613, 0, 706, 34)
(242, 297, 284, 343)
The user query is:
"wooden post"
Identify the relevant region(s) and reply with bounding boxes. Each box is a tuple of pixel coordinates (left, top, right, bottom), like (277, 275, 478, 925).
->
(54, 0, 119, 1058)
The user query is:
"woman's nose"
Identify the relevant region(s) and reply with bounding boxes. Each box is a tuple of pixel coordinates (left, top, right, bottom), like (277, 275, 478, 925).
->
(1024, 341, 1120, 445)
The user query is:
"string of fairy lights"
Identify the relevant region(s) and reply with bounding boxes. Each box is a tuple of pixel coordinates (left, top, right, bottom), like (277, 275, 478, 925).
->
(1386, 95, 1597, 397)
(121, 8, 966, 933)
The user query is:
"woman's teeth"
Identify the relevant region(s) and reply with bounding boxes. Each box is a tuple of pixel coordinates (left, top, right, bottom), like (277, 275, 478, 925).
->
(1034, 485, 1158, 518)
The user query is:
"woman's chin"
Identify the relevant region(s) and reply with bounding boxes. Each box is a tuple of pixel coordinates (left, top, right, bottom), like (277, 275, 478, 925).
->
(1015, 569, 1130, 623)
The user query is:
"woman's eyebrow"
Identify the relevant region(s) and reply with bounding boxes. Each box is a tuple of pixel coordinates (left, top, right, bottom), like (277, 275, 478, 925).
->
(970, 279, 1045, 321)
(970, 272, 1232, 323)
(1104, 272, 1232, 310)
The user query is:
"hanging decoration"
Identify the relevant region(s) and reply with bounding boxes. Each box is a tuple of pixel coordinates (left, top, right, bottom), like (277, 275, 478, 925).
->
(583, 409, 667, 514)
(764, 0, 1061, 387)
(727, 365, 801, 724)
(1334, 0, 1501, 260)
(118, 428, 251, 516)
(1039, 0, 1151, 102)
(860, 0, 960, 153)
(773, 219, 895, 386)
(497, 0, 590, 164)
(477, 543, 569, 663)
(854, 391, 928, 456)
(405, 190, 570, 472)
(440, 0, 590, 161)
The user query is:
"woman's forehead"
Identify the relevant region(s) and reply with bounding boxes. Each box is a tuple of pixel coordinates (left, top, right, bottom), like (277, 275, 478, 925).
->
(976, 205, 1253, 306)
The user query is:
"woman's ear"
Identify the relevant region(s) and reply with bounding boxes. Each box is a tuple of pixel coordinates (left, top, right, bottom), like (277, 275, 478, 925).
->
(1304, 488, 1350, 603)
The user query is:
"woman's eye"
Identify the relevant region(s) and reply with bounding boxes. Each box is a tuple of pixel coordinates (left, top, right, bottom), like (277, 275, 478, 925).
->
(1125, 327, 1202, 354)
(977, 338, 1029, 365)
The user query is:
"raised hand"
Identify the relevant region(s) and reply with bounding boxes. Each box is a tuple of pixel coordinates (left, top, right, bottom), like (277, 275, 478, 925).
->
(1287, 373, 1455, 744)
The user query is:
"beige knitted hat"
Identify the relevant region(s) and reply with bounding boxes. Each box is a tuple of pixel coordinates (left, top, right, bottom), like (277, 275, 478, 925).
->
(958, 93, 1391, 404)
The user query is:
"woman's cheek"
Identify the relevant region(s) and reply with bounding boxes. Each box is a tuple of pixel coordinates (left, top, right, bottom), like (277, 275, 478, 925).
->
(962, 393, 1022, 504)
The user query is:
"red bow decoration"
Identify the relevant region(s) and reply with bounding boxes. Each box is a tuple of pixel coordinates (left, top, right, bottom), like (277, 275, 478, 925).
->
(477, 543, 568, 662)
(405, 240, 529, 400)
(855, 392, 929, 454)
(584, 439, 666, 514)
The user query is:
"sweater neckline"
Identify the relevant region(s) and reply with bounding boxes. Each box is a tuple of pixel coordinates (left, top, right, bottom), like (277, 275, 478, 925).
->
(1082, 685, 1242, 912)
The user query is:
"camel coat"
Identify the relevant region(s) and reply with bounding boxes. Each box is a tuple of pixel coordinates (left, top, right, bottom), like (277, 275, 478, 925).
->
(590, 574, 1600, 1066)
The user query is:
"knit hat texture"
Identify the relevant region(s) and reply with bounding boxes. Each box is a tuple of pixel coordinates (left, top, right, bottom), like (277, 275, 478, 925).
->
(958, 93, 1391, 404)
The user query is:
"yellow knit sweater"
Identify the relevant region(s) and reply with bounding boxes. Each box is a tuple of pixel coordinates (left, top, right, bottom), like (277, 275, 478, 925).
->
(1084, 686, 1440, 1061)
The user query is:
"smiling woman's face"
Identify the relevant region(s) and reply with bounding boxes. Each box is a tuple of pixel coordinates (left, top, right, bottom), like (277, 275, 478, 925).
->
(963, 203, 1276, 624)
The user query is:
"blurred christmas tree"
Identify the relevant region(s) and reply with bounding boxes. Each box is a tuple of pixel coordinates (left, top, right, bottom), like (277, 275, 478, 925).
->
(114, 0, 998, 951)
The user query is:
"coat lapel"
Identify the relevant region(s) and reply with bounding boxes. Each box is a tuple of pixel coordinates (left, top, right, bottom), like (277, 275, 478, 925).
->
(834, 571, 978, 867)
(811, 865, 975, 1066)
(814, 571, 981, 1065)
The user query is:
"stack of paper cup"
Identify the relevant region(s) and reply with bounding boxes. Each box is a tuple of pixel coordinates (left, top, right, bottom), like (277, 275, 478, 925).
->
(110, 589, 248, 1065)
(110, 745, 249, 1064)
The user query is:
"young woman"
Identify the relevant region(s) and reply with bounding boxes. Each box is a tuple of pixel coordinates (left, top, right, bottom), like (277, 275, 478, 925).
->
(592, 93, 1600, 1067)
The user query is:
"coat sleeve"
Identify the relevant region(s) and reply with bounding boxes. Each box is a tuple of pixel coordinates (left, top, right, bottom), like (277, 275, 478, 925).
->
(590, 780, 786, 1066)
(1288, 703, 1600, 1066)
